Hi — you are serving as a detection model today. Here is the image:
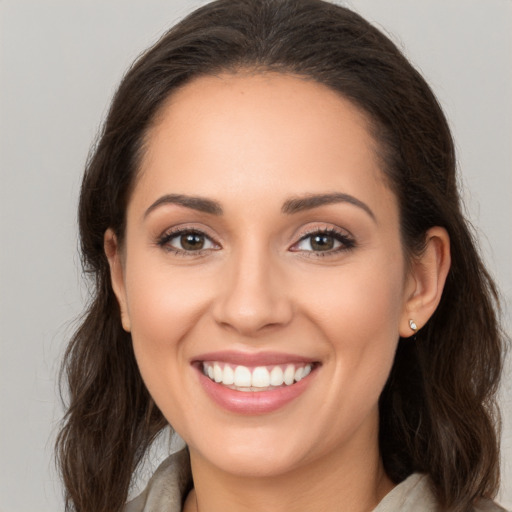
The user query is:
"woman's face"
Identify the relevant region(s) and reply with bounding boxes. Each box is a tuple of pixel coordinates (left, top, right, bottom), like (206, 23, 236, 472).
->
(109, 72, 416, 477)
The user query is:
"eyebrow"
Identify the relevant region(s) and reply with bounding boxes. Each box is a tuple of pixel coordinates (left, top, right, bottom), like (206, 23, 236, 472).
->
(144, 194, 223, 218)
(281, 193, 376, 221)
(144, 192, 375, 221)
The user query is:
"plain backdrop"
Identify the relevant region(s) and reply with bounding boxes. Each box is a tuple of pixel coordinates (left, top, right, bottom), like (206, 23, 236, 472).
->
(1, 1, 511, 511)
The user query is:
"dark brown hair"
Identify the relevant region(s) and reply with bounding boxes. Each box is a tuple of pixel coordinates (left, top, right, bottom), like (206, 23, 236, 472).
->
(56, 1, 504, 511)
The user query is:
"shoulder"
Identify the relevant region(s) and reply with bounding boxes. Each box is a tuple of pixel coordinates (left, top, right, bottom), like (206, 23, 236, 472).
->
(125, 459, 509, 512)
(374, 474, 438, 512)
(473, 499, 510, 512)
(125, 449, 192, 512)
(374, 474, 509, 512)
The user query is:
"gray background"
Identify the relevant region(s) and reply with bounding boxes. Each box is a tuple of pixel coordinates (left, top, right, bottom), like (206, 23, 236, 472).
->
(1, 1, 511, 510)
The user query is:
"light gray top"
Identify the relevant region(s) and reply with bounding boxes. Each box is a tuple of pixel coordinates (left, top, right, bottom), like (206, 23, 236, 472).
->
(125, 449, 508, 512)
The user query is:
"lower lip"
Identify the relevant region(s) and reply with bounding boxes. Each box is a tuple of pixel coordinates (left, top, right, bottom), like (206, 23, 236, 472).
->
(197, 369, 315, 415)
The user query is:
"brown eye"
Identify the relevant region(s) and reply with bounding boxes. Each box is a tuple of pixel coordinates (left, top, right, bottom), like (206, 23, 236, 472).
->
(158, 229, 218, 253)
(180, 233, 206, 250)
(296, 232, 340, 252)
(310, 234, 335, 251)
(292, 229, 355, 254)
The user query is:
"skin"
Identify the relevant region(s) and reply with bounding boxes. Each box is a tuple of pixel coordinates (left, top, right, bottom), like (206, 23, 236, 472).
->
(106, 72, 450, 512)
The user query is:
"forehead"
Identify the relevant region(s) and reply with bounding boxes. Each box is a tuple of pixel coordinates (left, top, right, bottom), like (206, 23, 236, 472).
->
(133, 71, 395, 218)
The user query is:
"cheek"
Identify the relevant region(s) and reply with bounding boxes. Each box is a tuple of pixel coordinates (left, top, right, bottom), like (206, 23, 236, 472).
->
(298, 254, 405, 401)
(123, 258, 212, 383)
(306, 257, 405, 341)
(123, 264, 213, 436)
(125, 255, 208, 333)
(323, 267, 404, 428)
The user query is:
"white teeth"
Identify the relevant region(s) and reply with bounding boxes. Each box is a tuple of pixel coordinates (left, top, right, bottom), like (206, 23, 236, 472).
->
(213, 363, 223, 383)
(294, 366, 304, 381)
(251, 366, 270, 388)
(269, 366, 284, 386)
(283, 365, 295, 385)
(223, 364, 234, 385)
(234, 365, 252, 387)
(203, 362, 313, 390)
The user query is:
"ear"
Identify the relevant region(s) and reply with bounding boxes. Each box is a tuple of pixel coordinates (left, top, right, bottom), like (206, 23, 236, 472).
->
(399, 226, 451, 338)
(104, 228, 131, 332)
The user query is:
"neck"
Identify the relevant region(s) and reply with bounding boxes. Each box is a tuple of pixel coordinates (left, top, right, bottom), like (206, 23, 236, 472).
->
(185, 423, 394, 512)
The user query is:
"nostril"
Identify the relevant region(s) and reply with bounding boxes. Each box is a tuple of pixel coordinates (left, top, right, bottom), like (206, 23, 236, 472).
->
(212, 294, 292, 335)
(211, 257, 294, 334)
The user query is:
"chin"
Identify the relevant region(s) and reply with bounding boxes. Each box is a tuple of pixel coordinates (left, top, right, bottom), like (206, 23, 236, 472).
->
(202, 445, 307, 478)
(185, 421, 329, 479)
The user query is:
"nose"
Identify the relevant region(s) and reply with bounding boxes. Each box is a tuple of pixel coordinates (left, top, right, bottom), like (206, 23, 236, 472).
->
(212, 246, 293, 337)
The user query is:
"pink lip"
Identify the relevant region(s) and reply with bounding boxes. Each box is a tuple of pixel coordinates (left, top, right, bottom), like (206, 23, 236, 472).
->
(193, 351, 318, 415)
(198, 372, 315, 414)
(192, 350, 315, 366)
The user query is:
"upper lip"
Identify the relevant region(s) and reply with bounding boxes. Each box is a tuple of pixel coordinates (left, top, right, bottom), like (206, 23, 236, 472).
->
(192, 350, 317, 366)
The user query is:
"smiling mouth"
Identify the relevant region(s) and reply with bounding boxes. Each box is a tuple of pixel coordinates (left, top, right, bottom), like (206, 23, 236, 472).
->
(201, 362, 314, 392)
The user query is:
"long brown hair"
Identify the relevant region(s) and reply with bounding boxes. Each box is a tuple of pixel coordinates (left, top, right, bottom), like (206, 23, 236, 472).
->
(56, 1, 504, 511)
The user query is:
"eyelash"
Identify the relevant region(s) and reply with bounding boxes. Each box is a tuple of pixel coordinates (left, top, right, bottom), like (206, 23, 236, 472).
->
(156, 227, 219, 256)
(156, 226, 355, 257)
(291, 227, 356, 257)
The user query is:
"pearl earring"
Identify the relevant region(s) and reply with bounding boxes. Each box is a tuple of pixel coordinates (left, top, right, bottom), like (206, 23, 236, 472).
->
(409, 319, 418, 332)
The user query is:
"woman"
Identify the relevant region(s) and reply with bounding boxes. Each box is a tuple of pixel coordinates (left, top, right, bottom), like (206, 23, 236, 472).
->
(56, 0, 507, 511)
